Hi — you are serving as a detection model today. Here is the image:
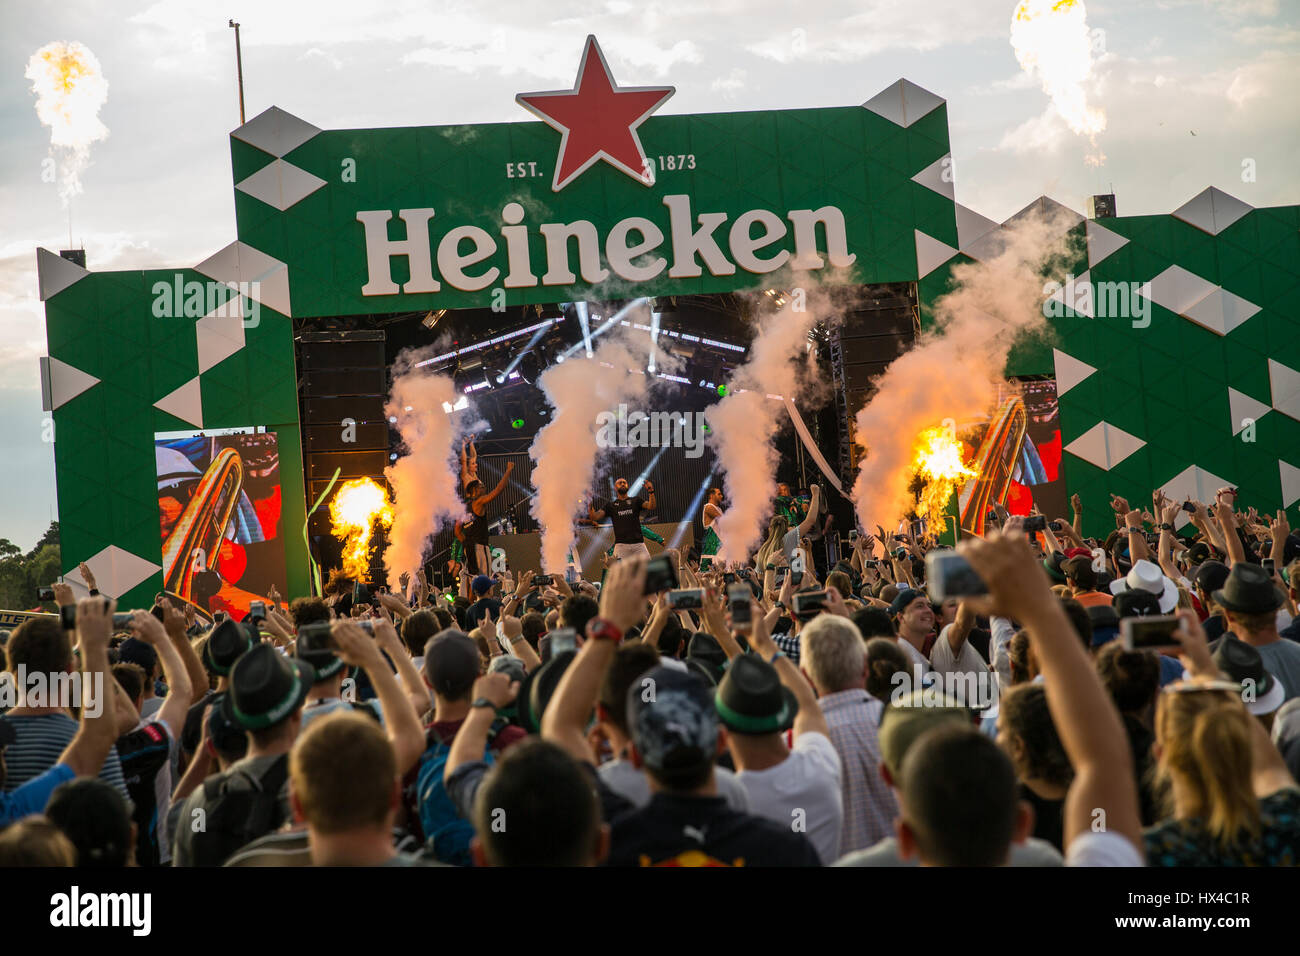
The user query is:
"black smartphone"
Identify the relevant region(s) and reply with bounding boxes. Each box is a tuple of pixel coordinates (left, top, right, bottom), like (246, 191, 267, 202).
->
(925, 551, 989, 602)
(792, 590, 829, 620)
(1023, 515, 1047, 532)
(727, 583, 752, 628)
(723, 572, 737, 585)
(1263, 558, 1276, 576)
(1049, 520, 1064, 532)
(37, 586, 55, 602)
(533, 575, 553, 587)
(666, 588, 704, 610)
(643, 555, 679, 595)
(58, 603, 134, 630)
(352, 581, 373, 606)
(1120, 615, 1182, 652)
(297, 621, 335, 654)
(1182, 501, 1196, 514)
(249, 601, 267, 621)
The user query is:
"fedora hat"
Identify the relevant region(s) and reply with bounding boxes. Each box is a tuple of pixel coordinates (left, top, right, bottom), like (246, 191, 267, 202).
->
(1109, 559, 1178, 613)
(222, 643, 315, 731)
(1210, 638, 1285, 716)
(1212, 562, 1285, 615)
(715, 654, 798, 735)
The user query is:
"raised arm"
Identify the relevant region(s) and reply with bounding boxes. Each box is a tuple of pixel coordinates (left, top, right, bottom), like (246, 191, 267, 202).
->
(541, 557, 647, 764)
(130, 610, 193, 740)
(59, 598, 119, 777)
(1214, 488, 1246, 567)
(332, 619, 426, 775)
(959, 530, 1143, 858)
(642, 480, 657, 513)
(746, 600, 828, 740)
(476, 461, 516, 509)
(796, 484, 821, 536)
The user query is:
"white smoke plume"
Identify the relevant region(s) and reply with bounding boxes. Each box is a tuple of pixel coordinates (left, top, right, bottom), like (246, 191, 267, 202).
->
(850, 208, 1079, 534)
(706, 295, 827, 564)
(25, 41, 110, 204)
(529, 332, 652, 572)
(382, 355, 467, 579)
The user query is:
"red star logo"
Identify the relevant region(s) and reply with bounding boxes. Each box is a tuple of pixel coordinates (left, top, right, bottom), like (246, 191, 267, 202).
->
(516, 35, 674, 192)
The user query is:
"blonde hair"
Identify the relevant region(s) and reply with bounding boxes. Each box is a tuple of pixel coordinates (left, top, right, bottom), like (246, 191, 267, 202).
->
(755, 515, 790, 569)
(1155, 685, 1260, 847)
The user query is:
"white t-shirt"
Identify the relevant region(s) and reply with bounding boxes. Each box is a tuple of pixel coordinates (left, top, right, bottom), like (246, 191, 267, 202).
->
(929, 625, 991, 676)
(1065, 830, 1143, 867)
(898, 638, 931, 672)
(735, 732, 844, 864)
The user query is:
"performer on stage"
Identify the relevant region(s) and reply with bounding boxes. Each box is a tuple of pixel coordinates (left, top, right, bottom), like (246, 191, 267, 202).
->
(455, 460, 515, 575)
(588, 477, 656, 560)
(700, 486, 723, 560)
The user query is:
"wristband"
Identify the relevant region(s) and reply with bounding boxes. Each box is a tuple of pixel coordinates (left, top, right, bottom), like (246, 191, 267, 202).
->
(470, 697, 496, 710)
(768, 650, 787, 666)
(586, 617, 623, 643)
(1160, 523, 1175, 531)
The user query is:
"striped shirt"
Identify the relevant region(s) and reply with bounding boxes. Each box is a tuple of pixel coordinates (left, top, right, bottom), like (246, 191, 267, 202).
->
(1, 713, 127, 797)
(818, 689, 899, 857)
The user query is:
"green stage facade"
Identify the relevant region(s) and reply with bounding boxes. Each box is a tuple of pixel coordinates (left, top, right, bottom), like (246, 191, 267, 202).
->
(36, 60, 1300, 606)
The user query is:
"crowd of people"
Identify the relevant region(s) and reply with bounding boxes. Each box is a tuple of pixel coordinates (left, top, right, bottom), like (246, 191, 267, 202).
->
(1, 477, 1299, 867)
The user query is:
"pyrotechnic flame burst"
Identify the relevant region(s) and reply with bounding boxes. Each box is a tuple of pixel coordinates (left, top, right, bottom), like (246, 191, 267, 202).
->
(910, 426, 976, 524)
(25, 40, 110, 203)
(1010, 0, 1106, 164)
(330, 478, 394, 580)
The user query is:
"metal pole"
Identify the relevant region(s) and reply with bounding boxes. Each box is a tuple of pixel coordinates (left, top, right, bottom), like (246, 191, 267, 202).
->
(229, 20, 246, 125)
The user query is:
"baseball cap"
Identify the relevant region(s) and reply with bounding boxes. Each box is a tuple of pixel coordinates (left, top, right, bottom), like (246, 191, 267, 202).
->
(471, 575, 493, 596)
(516, 650, 576, 733)
(889, 588, 928, 617)
(626, 665, 717, 785)
(422, 629, 481, 699)
(1194, 560, 1230, 597)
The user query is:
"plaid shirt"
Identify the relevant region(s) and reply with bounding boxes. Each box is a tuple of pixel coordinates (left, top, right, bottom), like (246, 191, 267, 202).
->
(773, 629, 802, 664)
(818, 690, 899, 857)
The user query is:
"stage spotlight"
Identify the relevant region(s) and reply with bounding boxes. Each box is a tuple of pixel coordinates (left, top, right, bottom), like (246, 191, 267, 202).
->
(717, 384, 728, 397)
(511, 418, 525, 430)
(422, 309, 447, 330)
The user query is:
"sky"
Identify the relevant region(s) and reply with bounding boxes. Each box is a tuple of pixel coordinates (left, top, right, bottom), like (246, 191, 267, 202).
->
(1, 0, 1297, 551)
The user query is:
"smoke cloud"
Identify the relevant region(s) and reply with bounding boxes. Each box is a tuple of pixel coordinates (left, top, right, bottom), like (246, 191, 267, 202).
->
(382, 354, 467, 578)
(529, 332, 652, 572)
(706, 293, 828, 564)
(850, 208, 1079, 534)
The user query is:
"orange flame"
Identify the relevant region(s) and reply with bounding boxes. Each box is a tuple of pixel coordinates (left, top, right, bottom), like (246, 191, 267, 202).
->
(910, 426, 976, 524)
(329, 478, 394, 580)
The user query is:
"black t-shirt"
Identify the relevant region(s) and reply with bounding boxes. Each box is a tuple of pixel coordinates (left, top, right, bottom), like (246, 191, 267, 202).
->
(117, 721, 173, 866)
(605, 792, 821, 867)
(1203, 614, 1227, 643)
(181, 690, 216, 762)
(604, 496, 644, 544)
(462, 510, 490, 548)
(1020, 783, 1064, 853)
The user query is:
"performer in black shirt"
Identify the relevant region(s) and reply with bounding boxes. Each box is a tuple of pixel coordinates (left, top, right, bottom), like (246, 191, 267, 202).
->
(589, 477, 657, 560)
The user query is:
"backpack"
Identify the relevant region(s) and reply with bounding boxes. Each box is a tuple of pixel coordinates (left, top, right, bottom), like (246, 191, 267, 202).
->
(416, 720, 506, 867)
(189, 758, 290, 867)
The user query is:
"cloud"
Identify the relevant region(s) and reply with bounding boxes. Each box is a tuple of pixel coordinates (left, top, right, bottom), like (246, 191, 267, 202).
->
(711, 68, 748, 98)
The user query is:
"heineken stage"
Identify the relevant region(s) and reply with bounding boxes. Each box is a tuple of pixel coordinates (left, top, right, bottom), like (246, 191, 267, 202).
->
(36, 35, 1300, 613)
